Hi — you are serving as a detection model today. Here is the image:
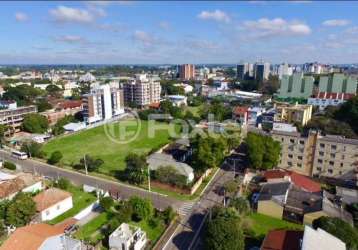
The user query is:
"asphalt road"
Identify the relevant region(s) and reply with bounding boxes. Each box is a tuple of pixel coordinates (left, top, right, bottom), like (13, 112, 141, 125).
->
(0, 150, 182, 210)
(164, 164, 236, 250)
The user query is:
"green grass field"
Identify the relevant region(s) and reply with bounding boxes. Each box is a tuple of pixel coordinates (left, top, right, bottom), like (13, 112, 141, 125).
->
(43, 120, 178, 176)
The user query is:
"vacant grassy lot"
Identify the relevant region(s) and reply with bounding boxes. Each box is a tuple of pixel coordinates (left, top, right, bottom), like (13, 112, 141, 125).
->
(246, 213, 303, 238)
(43, 120, 179, 176)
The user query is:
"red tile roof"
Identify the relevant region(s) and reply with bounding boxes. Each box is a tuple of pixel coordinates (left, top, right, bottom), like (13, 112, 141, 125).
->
(261, 229, 303, 250)
(315, 92, 355, 100)
(288, 171, 321, 193)
(264, 170, 288, 180)
(233, 106, 249, 116)
(59, 100, 82, 110)
(149, 102, 161, 109)
(33, 188, 72, 212)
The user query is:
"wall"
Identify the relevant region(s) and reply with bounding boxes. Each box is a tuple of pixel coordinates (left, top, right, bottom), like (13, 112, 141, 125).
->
(257, 200, 284, 219)
(41, 196, 73, 221)
(74, 200, 99, 220)
(22, 181, 43, 193)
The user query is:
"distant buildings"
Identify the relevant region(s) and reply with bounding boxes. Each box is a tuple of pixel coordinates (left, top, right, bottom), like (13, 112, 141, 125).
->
(123, 74, 161, 107)
(82, 84, 124, 124)
(179, 64, 195, 80)
(277, 62, 294, 79)
(277, 73, 315, 99)
(33, 187, 73, 221)
(274, 102, 312, 126)
(79, 72, 96, 82)
(41, 100, 83, 125)
(236, 62, 270, 81)
(0, 105, 37, 133)
(307, 92, 355, 110)
(167, 95, 187, 107)
(237, 63, 254, 80)
(318, 73, 357, 94)
(255, 62, 271, 82)
(109, 223, 147, 250)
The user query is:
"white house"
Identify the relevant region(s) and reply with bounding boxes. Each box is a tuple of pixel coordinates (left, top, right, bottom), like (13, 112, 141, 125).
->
(167, 95, 187, 107)
(173, 83, 193, 94)
(33, 188, 73, 221)
(109, 223, 147, 250)
(301, 226, 346, 250)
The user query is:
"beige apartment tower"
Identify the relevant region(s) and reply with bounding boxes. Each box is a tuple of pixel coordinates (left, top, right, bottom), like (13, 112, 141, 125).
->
(179, 64, 195, 80)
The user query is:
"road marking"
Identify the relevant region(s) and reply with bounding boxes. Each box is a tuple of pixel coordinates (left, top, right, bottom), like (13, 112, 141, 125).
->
(178, 202, 195, 216)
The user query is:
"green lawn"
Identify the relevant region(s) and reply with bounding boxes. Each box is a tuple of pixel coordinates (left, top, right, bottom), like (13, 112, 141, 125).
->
(246, 213, 303, 238)
(49, 185, 97, 225)
(129, 219, 165, 243)
(75, 212, 112, 240)
(43, 120, 179, 176)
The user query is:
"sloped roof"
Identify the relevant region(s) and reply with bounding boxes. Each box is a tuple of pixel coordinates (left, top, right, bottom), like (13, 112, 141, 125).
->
(289, 172, 321, 193)
(261, 229, 303, 250)
(33, 188, 72, 212)
(0, 223, 66, 250)
(0, 177, 26, 199)
(147, 153, 194, 178)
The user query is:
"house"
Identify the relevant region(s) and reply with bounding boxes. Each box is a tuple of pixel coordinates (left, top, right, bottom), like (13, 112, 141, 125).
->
(33, 188, 73, 221)
(301, 226, 346, 250)
(0, 223, 83, 250)
(147, 153, 194, 183)
(0, 172, 43, 200)
(162, 138, 192, 162)
(167, 95, 187, 107)
(109, 223, 147, 250)
(232, 106, 249, 125)
(307, 92, 355, 110)
(261, 229, 303, 250)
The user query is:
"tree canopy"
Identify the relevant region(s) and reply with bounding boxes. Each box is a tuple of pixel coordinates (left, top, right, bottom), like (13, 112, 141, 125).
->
(5, 192, 36, 227)
(21, 113, 49, 133)
(129, 196, 153, 221)
(124, 153, 148, 184)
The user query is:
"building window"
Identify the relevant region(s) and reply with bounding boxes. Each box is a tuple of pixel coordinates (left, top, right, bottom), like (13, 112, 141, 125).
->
(288, 154, 293, 159)
(46, 210, 50, 216)
(297, 156, 303, 160)
(288, 162, 292, 166)
(331, 145, 337, 150)
(329, 161, 334, 166)
(340, 163, 344, 167)
(330, 153, 335, 158)
(317, 167, 322, 171)
(342, 155, 345, 160)
(297, 163, 302, 168)
(299, 140, 304, 145)
(319, 151, 324, 156)
(328, 169, 333, 174)
(318, 159, 323, 164)
(290, 139, 295, 144)
(57, 205, 60, 210)
(320, 143, 325, 148)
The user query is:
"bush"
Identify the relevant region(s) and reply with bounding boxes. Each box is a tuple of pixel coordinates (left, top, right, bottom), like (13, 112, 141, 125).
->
(162, 206, 176, 225)
(129, 196, 153, 221)
(48, 151, 63, 165)
(100, 197, 114, 212)
(3, 161, 16, 170)
(55, 178, 71, 190)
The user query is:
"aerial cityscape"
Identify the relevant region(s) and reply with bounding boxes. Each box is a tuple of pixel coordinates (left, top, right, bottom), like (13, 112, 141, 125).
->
(0, 1, 357, 250)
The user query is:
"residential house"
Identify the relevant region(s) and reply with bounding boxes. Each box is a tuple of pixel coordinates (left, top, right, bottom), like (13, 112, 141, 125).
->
(232, 106, 248, 125)
(0, 223, 83, 250)
(301, 226, 346, 250)
(33, 188, 73, 221)
(167, 95, 187, 107)
(260, 229, 303, 250)
(307, 92, 355, 110)
(109, 223, 147, 250)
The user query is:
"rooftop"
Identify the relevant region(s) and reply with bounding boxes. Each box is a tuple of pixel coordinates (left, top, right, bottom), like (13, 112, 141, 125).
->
(261, 229, 303, 250)
(301, 226, 346, 250)
(33, 187, 72, 212)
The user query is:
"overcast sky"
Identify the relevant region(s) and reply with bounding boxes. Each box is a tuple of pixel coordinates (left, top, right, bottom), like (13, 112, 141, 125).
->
(1, 1, 358, 64)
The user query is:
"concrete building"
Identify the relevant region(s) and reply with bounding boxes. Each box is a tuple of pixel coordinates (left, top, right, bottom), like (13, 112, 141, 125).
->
(0, 105, 37, 133)
(42, 100, 83, 125)
(277, 62, 293, 79)
(0, 100, 17, 110)
(109, 223, 147, 250)
(167, 95, 187, 107)
(82, 84, 124, 124)
(277, 73, 315, 99)
(123, 74, 161, 107)
(307, 92, 355, 110)
(274, 102, 312, 126)
(237, 63, 254, 80)
(179, 64, 195, 80)
(301, 226, 346, 250)
(319, 73, 357, 95)
(33, 188, 73, 221)
(255, 62, 270, 82)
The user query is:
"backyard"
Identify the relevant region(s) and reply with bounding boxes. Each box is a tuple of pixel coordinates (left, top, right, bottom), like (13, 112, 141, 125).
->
(43, 119, 179, 176)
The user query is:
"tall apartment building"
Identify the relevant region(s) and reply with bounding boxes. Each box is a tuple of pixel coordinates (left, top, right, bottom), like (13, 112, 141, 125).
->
(123, 74, 161, 107)
(179, 64, 195, 80)
(271, 130, 358, 178)
(318, 73, 357, 95)
(0, 105, 37, 133)
(255, 62, 270, 82)
(277, 63, 293, 79)
(82, 84, 124, 124)
(277, 73, 315, 99)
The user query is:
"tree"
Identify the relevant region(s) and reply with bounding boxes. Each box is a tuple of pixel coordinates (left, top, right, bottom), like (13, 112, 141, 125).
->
(36, 99, 52, 112)
(55, 178, 70, 190)
(0, 124, 8, 144)
(48, 151, 63, 165)
(334, 96, 358, 134)
(3, 85, 45, 106)
(204, 207, 244, 250)
(46, 84, 62, 98)
(154, 166, 188, 188)
(21, 141, 44, 158)
(22, 113, 49, 133)
(5, 192, 36, 227)
(312, 216, 358, 250)
(224, 180, 238, 197)
(162, 206, 176, 225)
(76, 154, 104, 172)
(129, 196, 153, 221)
(52, 115, 76, 136)
(99, 196, 114, 212)
(3, 161, 16, 170)
(229, 197, 250, 215)
(124, 153, 148, 184)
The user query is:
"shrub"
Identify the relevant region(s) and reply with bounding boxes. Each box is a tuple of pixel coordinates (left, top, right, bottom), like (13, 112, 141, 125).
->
(3, 161, 16, 170)
(55, 178, 71, 190)
(99, 196, 114, 212)
(48, 151, 63, 165)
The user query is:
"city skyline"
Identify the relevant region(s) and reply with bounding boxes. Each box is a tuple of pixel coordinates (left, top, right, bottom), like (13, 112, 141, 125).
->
(1, 1, 358, 64)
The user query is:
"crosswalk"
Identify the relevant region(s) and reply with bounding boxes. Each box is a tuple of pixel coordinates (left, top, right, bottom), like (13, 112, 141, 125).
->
(178, 202, 196, 216)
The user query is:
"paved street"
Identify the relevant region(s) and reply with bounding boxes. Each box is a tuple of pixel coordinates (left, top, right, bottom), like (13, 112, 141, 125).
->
(0, 150, 182, 211)
(163, 165, 236, 250)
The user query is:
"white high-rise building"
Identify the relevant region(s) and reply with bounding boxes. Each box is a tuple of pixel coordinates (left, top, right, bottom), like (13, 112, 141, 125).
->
(278, 63, 293, 79)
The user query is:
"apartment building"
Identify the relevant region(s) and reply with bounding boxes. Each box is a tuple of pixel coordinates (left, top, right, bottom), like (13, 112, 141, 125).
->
(274, 102, 312, 126)
(0, 105, 37, 133)
(277, 73, 315, 99)
(179, 64, 195, 80)
(123, 74, 161, 107)
(82, 84, 124, 124)
(271, 130, 358, 178)
(318, 73, 357, 95)
(255, 62, 270, 82)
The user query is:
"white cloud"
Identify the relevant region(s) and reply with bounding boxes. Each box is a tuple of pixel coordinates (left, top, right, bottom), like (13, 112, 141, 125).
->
(159, 21, 170, 30)
(15, 12, 29, 22)
(322, 19, 350, 27)
(50, 6, 95, 23)
(133, 30, 155, 47)
(243, 18, 311, 38)
(54, 35, 86, 44)
(198, 10, 230, 23)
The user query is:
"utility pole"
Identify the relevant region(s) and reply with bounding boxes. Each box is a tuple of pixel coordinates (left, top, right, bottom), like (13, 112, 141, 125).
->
(84, 154, 88, 175)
